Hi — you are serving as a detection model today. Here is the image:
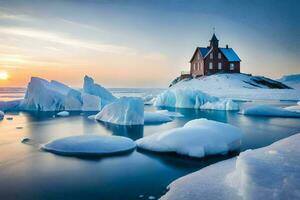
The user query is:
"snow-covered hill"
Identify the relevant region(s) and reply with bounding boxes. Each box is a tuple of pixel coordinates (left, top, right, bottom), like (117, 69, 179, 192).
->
(166, 73, 300, 101)
(277, 74, 300, 89)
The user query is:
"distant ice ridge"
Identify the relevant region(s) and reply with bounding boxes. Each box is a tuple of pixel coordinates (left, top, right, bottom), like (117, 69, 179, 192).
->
(241, 105, 300, 118)
(0, 110, 4, 120)
(278, 74, 300, 89)
(42, 135, 136, 156)
(12, 76, 115, 111)
(154, 88, 239, 110)
(95, 97, 144, 125)
(136, 118, 242, 158)
(160, 133, 300, 200)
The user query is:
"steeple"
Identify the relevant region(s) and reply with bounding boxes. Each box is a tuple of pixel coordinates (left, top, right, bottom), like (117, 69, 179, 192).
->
(210, 33, 219, 48)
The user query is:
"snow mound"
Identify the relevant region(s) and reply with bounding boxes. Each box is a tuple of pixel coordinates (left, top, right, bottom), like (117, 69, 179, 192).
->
(144, 112, 173, 124)
(42, 135, 136, 156)
(96, 97, 144, 125)
(161, 133, 300, 200)
(154, 88, 238, 110)
(168, 73, 299, 101)
(0, 110, 4, 120)
(83, 75, 116, 107)
(155, 110, 184, 117)
(57, 111, 69, 117)
(18, 76, 114, 111)
(241, 105, 300, 118)
(136, 119, 242, 158)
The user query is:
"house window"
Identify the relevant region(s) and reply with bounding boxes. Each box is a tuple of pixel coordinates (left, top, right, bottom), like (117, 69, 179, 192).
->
(209, 62, 213, 69)
(210, 53, 213, 59)
(218, 62, 222, 70)
(218, 53, 221, 59)
(230, 63, 235, 70)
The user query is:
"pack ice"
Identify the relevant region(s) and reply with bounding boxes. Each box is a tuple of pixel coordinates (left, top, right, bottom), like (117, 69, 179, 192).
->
(136, 118, 242, 158)
(161, 133, 300, 200)
(241, 105, 300, 118)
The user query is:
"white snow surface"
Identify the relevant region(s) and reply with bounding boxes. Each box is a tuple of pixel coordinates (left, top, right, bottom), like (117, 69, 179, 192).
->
(57, 111, 70, 117)
(155, 110, 184, 117)
(0, 110, 4, 120)
(144, 112, 173, 124)
(136, 119, 242, 158)
(95, 97, 144, 125)
(161, 133, 300, 200)
(154, 88, 238, 110)
(241, 105, 300, 118)
(168, 74, 300, 101)
(42, 135, 136, 156)
(284, 102, 300, 113)
(18, 76, 115, 111)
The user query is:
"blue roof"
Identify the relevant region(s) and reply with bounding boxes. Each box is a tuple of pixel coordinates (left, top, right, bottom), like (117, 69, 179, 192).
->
(198, 47, 211, 57)
(219, 48, 241, 62)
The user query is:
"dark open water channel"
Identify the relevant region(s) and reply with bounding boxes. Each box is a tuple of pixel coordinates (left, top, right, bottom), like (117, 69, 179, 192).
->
(0, 100, 300, 200)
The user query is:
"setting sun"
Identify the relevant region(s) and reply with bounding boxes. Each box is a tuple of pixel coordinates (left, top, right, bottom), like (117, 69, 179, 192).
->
(0, 71, 9, 80)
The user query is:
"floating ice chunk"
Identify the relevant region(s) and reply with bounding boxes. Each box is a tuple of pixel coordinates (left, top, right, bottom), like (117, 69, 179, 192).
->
(88, 115, 96, 120)
(0, 100, 21, 111)
(161, 133, 300, 200)
(0, 110, 4, 120)
(42, 135, 136, 156)
(136, 119, 242, 158)
(96, 97, 144, 125)
(155, 110, 184, 117)
(144, 112, 173, 124)
(83, 75, 116, 107)
(57, 111, 70, 117)
(284, 102, 300, 113)
(241, 105, 300, 118)
(200, 99, 239, 111)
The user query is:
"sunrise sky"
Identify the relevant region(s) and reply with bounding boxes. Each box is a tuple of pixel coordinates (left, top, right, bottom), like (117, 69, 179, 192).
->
(0, 0, 299, 88)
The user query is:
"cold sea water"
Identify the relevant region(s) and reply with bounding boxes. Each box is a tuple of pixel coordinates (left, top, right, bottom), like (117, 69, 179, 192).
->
(0, 88, 300, 200)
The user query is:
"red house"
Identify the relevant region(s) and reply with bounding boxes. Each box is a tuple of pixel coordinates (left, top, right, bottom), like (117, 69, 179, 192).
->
(189, 34, 241, 77)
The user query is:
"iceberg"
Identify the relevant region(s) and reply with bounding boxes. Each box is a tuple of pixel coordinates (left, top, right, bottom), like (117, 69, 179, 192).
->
(18, 76, 114, 111)
(161, 133, 300, 200)
(154, 88, 239, 110)
(0, 100, 21, 111)
(57, 111, 70, 117)
(241, 105, 300, 118)
(144, 112, 173, 124)
(95, 97, 144, 125)
(136, 119, 242, 158)
(0, 110, 4, 120)
(83, 75, 116, 107)
(42, 135, 136, 156)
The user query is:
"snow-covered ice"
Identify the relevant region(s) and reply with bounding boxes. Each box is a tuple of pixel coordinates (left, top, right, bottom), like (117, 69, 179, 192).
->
(87, 115, 96, 120)
(0, 110, 4, 120)
(284, 102, 300, 113)
(241, 105, 300, 118)
(167, 73, 300, 101)
(136, 119, 242, 158)
(154, 88, 238, 110)
(144, 112, 173, 124)
(42, 135, 136, 156)
(161, 133, 300, 200)
(155, 110, 184, 117)
(83, 75, 116, 107)
(57, 111, 70, 117)
(96, 97, 144, 125)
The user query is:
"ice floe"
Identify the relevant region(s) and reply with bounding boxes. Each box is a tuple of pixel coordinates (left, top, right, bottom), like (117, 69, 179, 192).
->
(136, 119, 242, 158)
(57, 111, 70, 117)
(96, 97, 144, 125)
(42, 135, 136, 156)
(155, 110, 184, 117)
(144, 112, 173, 124)
(241, 105, 300, 118)
(161, 133, 300, 200)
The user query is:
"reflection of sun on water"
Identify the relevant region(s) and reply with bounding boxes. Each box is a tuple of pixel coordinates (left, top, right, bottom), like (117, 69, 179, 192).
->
(0, 71, 9, 80)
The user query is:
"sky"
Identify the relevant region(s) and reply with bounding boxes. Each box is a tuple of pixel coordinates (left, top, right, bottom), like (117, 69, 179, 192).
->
(0, 0, 299, 88)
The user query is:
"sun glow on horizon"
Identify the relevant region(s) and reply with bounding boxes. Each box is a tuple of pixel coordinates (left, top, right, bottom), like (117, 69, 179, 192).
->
(0, 71, 9, 80)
